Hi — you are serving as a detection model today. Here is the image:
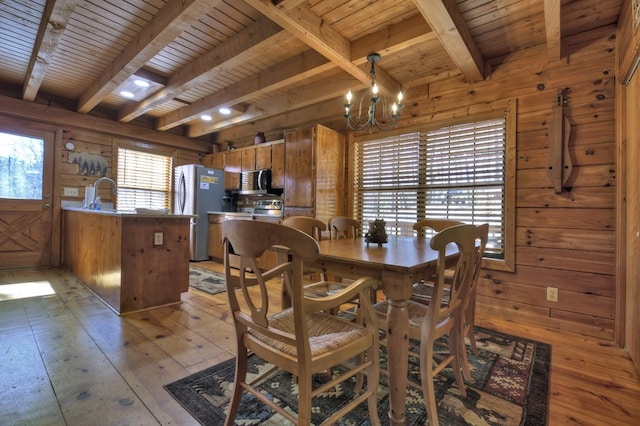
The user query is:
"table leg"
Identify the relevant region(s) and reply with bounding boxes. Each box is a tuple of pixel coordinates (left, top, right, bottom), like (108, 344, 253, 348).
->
(386, 297, 409, 425)
(381, 270, 413, 425)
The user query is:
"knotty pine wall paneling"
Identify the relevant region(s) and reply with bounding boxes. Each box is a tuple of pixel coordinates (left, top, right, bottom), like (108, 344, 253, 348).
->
(388, 25, 618, 340)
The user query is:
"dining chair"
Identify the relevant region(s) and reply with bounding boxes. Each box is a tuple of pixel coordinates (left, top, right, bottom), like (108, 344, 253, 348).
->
(222, 220, 380, 426)
(372, 223, 487, 426)
(410, 219, 464, 305)
(412, 219, 488, 380)
(328, 216, 361, 240)
(283, 215, 327, 241)
(283, 215, 328, 281)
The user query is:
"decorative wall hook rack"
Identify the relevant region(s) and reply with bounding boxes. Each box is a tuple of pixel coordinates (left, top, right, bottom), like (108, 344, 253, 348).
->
(546, 88, 573, 193)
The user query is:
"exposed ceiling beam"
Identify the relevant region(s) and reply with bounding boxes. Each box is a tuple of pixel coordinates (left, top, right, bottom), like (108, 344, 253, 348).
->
(157, 14, 432, 132)
(22, 0, 82, 101)
(76, 0, 218, 113)
(243, 0, 403, 97)
(117, 16, 284, 122)
(412, 0, 484, 82)
(544, 0, 562, 62)
(212, 96, 343, 143)
(155, 50, 332, 131)
(187, 71, 357, 137)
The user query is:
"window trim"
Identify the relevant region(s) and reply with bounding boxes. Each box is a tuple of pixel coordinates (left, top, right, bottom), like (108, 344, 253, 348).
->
(113, 138, 177, 211)
(351, 99, 516, 272)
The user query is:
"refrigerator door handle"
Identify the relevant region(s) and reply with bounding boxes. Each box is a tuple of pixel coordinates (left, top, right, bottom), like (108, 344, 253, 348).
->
(178, 171, 186, 214)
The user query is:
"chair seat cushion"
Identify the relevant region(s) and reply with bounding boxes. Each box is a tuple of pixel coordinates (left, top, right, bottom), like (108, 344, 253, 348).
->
(304, 281, 350, 298)
(249, 309, 370, 358)
(373, 299, 433, 329)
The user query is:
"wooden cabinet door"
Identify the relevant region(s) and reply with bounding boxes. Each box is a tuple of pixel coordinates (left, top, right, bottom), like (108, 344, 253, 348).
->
(224, 150, 241, 190)
(202, 153, 224, 169)
(241, 147, 256, 171)
(271, 142, 285, 188)
(255, 144, 271, 170)
(284, 127, 314, 208)
(208, 215, 224, 261)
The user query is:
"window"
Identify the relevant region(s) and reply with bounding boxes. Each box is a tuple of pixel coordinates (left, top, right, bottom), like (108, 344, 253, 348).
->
(116, 147, 173, 211)
(0, 132, 44, 200)
(353, 104, 515, 271)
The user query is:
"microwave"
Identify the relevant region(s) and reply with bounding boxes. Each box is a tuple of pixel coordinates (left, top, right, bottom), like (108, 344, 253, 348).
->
(240, 169, 271, 194)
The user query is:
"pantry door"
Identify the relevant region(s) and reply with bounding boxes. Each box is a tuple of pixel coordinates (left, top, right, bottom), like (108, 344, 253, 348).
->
(0, 121, 55, 269)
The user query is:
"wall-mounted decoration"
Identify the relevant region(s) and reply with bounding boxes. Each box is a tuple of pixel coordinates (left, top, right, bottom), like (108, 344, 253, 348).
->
(68, 151, 108, 177)
(546, 88, 573, 193)
(634, 0, 639, 33)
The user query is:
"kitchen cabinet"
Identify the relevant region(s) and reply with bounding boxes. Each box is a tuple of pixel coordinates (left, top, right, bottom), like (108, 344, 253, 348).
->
(62, 208, 190, 314)
(203, 152, 224, 169)
(255, 144, 271, 170)
(271, 142, 284, 188)
(241, 148, 256, 171)
(284, 124, 344, 226)
(208, 213, 225, 261)
(224, 149, 241, 190)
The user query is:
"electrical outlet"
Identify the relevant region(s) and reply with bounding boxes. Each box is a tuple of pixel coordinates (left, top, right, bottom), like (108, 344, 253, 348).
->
(63, 187, 79, 197)
(546, 287, 558, 302)
(154, 232, 163, 246)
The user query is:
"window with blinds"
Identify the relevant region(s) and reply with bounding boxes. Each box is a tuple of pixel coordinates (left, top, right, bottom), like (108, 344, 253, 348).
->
(353, 117, 506, 259)
(116, 147, 173, 211)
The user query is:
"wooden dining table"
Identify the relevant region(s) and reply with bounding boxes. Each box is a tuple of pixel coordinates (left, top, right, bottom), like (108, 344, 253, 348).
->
(310, 235, 458, 425)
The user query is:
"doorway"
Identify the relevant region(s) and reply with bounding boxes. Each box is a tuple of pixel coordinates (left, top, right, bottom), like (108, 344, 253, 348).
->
(0, 121, 55, 269)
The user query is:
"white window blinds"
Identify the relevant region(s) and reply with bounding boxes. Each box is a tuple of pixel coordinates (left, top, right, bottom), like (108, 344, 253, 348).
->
(116, 147, 173, 211)
(354, 117, 506, 259)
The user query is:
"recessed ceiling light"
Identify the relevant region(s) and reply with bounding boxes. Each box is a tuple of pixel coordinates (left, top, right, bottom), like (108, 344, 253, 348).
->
(219, 107, 231, 115)
(201, 114, 212, 121)
(120, 91, 135, 98)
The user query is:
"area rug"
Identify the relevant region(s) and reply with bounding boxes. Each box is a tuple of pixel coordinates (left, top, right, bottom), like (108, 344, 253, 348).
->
(188, 265, 226, 295)
(164, 326, 550, 425)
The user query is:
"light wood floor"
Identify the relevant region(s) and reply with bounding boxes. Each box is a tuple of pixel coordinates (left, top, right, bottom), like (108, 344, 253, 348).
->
(1, 263, 639, 425)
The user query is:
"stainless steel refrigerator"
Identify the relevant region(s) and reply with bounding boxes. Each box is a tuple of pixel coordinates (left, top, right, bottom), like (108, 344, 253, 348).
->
(174, 164, 225, 261)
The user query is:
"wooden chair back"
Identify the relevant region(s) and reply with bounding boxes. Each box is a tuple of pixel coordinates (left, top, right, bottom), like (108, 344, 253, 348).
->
(282, 216, 327, 241)
(413, 218, 464, 237)
(328, 216, 360, 239)
(222, 220, 381, 425)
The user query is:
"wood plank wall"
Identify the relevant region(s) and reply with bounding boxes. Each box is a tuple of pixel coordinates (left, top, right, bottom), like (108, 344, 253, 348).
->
(395, 26, 618, 340)
(58, 129, 204, 207)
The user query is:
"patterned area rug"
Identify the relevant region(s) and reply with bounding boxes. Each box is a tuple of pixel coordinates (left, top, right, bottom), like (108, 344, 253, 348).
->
(188, 265, 226, 295)
(164, 326, 550, 425)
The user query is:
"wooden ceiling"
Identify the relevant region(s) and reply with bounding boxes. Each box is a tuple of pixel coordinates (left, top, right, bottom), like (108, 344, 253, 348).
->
(0, 0, 624, 146)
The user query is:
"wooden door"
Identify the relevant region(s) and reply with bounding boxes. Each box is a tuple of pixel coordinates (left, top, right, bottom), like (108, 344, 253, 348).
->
(0, 121, 55, 269)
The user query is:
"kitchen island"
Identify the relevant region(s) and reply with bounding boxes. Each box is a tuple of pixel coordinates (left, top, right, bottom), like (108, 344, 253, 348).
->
(62, 207, 192, 315)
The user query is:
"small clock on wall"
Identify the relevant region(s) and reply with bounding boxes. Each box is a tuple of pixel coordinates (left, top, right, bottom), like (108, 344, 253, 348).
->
(65, 142, 75, 150)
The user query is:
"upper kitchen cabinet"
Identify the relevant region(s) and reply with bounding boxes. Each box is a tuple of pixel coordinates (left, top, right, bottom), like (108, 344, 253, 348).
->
(271, 142, 284, 189)
(224, 149, 241, 191)
(284, 124, 344, 224)
(203, 152, 224, 170)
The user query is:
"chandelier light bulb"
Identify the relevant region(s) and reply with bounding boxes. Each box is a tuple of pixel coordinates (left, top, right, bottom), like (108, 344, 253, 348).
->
(346, 91, 352, 102)
(372, 84, 379, 96)
(397, 92, 403, 102)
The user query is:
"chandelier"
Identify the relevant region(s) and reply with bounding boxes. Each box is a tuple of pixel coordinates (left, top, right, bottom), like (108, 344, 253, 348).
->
(344, 53, 404, 132)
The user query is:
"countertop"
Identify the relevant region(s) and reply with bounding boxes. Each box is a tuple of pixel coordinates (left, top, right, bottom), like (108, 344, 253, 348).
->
(63, 206, 194, 218)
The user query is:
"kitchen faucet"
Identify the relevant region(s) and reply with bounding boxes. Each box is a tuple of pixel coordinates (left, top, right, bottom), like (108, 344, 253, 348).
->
(93, 177, 117, 207)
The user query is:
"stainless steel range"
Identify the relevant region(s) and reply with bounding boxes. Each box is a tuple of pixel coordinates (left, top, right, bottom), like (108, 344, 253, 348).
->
(253, 198, 283, 217)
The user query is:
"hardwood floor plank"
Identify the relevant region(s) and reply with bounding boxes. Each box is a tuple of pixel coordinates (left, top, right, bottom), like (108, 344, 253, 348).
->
(0, 312, 64, 425)
(1, 266, 639, 425)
